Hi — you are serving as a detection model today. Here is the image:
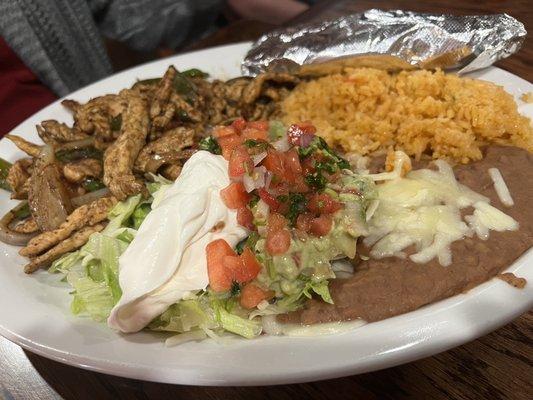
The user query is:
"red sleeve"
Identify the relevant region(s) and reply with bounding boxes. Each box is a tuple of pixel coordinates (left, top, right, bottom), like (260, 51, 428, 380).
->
(0, 37, 58, 135)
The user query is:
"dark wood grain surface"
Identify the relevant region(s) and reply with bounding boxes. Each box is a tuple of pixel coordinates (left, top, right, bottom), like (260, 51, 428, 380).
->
(1, 1, 532, 399)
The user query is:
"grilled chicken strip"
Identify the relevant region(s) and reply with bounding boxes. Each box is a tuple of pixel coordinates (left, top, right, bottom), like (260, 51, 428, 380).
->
(103, 90, 150, 200)
(37, 120, 90, 145)
(135, 127, 195, 174)
(63, 158, 102, 183)
(6, 158, 32, 199)
(24, 223, 105, 274)
(20, 196, 117, 257)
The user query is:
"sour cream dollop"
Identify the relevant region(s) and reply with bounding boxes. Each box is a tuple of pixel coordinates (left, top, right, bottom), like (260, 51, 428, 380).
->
(108, 151, 247, 333)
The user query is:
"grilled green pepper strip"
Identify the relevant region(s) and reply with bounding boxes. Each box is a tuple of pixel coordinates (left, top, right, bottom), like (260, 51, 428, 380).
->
(14, 201, 30, 219)
(0, 157, 12, 191)
(176, 109, 192, 122)
(181, 68, 209, 79)
(55, 147, 103, 163)
(173, 73, 197, 103)
(132, 78, 161, 89)
(82, 178, 105, 192)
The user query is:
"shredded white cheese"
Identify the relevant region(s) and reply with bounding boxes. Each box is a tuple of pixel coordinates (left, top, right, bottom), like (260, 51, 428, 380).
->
(364, 152, 519, 266)
(488, 167, 514, 207)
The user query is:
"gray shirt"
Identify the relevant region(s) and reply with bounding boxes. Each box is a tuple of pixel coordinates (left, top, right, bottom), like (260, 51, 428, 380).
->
(0, 0, 222, 96)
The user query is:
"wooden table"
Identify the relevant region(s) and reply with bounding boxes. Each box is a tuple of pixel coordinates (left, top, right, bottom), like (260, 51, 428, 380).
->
(1, 1, 532, 399)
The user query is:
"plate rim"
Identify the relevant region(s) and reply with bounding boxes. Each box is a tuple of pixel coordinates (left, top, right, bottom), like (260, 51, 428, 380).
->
(0, 41, 532, 386)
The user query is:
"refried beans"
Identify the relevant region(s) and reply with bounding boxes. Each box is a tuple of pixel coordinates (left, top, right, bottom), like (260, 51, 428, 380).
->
(278, 146, 532, 325)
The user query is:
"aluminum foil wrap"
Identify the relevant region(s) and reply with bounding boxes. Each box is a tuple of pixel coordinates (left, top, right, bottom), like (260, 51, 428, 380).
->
(242, 9, 526, 76)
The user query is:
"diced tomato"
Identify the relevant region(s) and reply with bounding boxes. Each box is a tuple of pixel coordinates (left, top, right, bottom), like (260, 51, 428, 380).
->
(301, 157, 316, 175)
(266, 229, 291, 255)
(237, 207, 254, 230)
(238, 248, 262, 282)
(242, 127, 267, 141)
(287, 123, 316, 146)
(206, 239, 236, 292)
(263, 148, 300, 184)
(240, 283, 273, 309)
(220, 182, 250, 209)
(309, 214, 333, 237)
(307, 193, 343, 215)
(229, 145, 253, 178)
(231, 118, 247, 132)
(296, 212, 313, 232)
(262, 148, 285, 177)
(267, 212, 288, 233)
(222, 255, 242, 274)
(213, 125, 236, 138)
(247, 120, 269, 131)
(267, 181, 290, 198)
(257, 188, 281, 211)
(224, 248, 262, 284)
(291, 175, 309, 193)
(218, 134, 243, 160)
(284, 148, 302, 174)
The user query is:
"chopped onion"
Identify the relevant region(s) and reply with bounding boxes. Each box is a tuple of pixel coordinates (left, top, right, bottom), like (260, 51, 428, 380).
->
(264, 171, 273, 190)
(71, 188, 111, 207)
(299, 133, 315, 148)
(243, 166, 267, 193)
(0, 202, 38, 246)
(272, 136, 290, 152)
(252, 151, 267, 166)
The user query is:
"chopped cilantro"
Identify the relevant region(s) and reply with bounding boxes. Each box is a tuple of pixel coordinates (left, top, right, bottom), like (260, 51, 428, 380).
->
(230, 281, 241, 297)
(276, 194, 289, 203)
(286, 193, 308, 226)
(305, 172, 327, 190)
(298, 137, 349, 170)
(235, 238, 247, 255)
(235, 232, 260, 255)
(315, 161, 337, 174)
(243, 139, 269, 151)
(198, 136, 222, 155)
(249, 193, 260, 208)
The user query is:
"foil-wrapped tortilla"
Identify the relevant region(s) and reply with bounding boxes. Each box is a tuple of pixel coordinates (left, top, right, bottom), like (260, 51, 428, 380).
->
(242, 9, 526, 76)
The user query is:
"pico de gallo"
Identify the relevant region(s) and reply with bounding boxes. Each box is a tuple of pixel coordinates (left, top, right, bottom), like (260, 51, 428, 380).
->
(201, 119, 377, 318)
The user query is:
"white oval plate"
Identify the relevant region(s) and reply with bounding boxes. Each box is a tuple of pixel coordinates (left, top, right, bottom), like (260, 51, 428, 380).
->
(0, 42, 532, 386)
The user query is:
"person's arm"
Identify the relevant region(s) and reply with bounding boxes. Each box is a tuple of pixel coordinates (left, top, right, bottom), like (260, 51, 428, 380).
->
(90, 0, 223, 52)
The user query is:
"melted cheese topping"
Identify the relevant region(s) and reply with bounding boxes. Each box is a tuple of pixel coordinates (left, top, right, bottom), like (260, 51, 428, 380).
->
(364, 155, 519, 266)
(488, 167, 514, 207)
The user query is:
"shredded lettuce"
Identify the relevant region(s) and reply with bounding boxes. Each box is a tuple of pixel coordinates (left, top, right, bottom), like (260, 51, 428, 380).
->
(132, 203, 151, 229)
(105, 194, 142, 233)
(50, 193, 145, 321)
(267, 277, 334, 315)
(148, 296, 262, 340)
(213, 301, 262, 339)
(148, 298, 217, 333)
